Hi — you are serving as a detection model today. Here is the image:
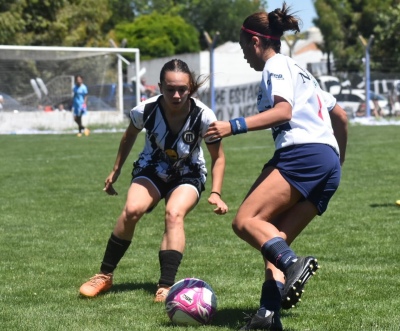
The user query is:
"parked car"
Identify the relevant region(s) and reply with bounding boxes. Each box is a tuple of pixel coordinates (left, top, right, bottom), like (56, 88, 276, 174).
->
(86, 95, 116, 111)
(0, 92, 23, 111)
(57, 95, 116, 112)
(87, 83, 137, 115)
(316, 75, 342, 94)
(335, 89, 390, 118)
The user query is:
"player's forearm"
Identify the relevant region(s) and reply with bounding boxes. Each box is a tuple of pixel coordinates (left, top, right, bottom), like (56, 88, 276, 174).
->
(210, 155, 225, 194)
(330, 104, 348, 165)
(245, 104, 292, 131)
(112, 132, 137, 172)
(334, 128, 347, 165)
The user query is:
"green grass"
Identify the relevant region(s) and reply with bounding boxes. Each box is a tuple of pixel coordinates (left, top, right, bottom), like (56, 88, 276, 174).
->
(1, 125, 400, 331)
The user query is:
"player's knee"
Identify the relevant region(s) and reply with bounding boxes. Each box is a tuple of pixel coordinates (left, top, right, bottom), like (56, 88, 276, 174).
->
(165, 209, 184, 226)
(123, 204, 145, 223)
(232, 216, 246, 236)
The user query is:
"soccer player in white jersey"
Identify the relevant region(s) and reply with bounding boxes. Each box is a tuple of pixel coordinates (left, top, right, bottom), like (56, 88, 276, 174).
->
(79, 59, 228, 302)
(205, 3, 348, 330)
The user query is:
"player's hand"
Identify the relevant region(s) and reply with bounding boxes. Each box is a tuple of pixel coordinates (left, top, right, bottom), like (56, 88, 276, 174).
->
(82, 103, 87, 111)
(103, 170, 120, 196)
(204, 121, 232, 140)
(208, 194, 228, 215)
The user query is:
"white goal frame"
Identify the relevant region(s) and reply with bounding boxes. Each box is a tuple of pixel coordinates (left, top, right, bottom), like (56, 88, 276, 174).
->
(0, 45, 141, 120)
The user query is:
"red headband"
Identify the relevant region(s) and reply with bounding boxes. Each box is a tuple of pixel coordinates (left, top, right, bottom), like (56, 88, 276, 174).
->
(241, 26, 281, 41)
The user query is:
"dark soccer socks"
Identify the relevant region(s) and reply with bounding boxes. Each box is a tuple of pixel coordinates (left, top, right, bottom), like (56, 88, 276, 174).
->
(258, 280, 284, 314)
(100, 233, 131, 274)
(261, 237, 298, 272)
(158, 250, 183, 287)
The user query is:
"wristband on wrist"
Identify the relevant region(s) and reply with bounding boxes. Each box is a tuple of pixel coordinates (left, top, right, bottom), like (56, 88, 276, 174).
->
(211, 191, 221, 197)
(229, 117, 248, 135)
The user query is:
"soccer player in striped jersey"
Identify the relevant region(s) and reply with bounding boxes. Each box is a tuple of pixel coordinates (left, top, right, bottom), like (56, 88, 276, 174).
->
(79, 59, 228, 302)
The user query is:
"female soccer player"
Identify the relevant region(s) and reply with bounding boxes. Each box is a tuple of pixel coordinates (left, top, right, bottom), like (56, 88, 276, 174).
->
(205, 3, 347, 330)
(79, 59, 228, 302)
(72, 75, 89, 137)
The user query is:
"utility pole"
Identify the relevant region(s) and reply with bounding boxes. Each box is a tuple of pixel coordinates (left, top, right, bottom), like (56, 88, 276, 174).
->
(283, 35, 299, 58)
(359, 35, 374, 118)
(204, 31, 220, 112)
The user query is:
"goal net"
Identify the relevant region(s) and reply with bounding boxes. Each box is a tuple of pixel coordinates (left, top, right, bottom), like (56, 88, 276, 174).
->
(0, 45, 141, 119)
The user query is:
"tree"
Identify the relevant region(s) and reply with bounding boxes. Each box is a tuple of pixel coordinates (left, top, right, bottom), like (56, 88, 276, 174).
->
(372, 2, 400, 72)
(115, 12, 201, 59)
(185, 0, 267, 47)
(313, 0, 399, 73)
(52, 0, 112, 47)
(105, 0, 135, 29)
(0, 0, 113, 47)
(127, 0, 266, 47)
(0, 1, 28, 45)
(313, 0, 344, 75)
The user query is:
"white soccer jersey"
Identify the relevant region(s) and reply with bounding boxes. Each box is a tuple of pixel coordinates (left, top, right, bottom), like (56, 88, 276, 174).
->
(257, 54, 339, 154)
(130, 95, 219, 183)
(321, 89, 337, 111)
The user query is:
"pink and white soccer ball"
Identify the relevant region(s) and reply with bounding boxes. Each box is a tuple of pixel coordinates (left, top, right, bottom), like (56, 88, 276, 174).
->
(165, 278, 217, 326)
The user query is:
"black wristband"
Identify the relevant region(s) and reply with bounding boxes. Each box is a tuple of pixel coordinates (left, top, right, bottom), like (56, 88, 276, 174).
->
(211, 191, 221, 197)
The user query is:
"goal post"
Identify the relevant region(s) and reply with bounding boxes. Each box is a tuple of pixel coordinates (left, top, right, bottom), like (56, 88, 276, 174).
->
(0, 45, 141, 132)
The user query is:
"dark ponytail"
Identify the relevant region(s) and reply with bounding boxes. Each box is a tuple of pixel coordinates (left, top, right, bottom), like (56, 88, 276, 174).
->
(242, 1, 301, 53)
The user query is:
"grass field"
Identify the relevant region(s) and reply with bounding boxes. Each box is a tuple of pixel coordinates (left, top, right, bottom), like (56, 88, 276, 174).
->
(1, 125, 400, 331)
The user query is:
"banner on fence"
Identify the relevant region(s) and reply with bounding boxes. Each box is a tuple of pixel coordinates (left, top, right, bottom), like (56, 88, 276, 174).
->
(198, 81, 260, 121)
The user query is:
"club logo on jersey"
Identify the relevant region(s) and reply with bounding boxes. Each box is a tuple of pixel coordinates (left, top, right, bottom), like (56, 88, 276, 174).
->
(165, 149, 178, 160)
(182, 130, 197, 144)
(270, 73, 284, 80)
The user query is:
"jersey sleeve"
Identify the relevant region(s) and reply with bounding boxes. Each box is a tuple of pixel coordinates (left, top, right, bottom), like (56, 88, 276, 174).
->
(266, 57, 294, 106)
(321, 90, 337, 111)
(195, 100, 220, 144)
(130, 106, 145, 130)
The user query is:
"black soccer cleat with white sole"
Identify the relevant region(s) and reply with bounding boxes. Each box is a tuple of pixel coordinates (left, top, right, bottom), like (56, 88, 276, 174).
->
(281, 256, 319, 310)
(239, 311, 282, 331)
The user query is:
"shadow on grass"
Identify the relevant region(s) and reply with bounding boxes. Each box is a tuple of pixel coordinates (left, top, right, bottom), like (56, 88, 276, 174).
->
(370, 203, 400, 208)
(157, 307, 255, 329)
(158, 308, 299, 330)
(109, 281, 155, 295)
(77, 281, 156, 299)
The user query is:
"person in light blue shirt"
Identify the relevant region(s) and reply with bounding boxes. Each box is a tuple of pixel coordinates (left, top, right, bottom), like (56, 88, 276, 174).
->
(72, 75, 89, 137)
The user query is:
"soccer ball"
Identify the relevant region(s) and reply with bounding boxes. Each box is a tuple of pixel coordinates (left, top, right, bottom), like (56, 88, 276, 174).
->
(165, 278, 217, 326)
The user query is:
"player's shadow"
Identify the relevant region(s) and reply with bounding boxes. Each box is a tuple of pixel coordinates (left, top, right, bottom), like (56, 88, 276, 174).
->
(158, 307, 256, 329)
(109, 282, 155, 295)
(78, 282, 155, 299)
(209, 308, 298, 330)
(370, 203, 399, 208)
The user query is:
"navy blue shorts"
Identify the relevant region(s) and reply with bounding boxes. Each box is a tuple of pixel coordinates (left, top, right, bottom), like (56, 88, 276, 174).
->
(263, 143, 341, 215)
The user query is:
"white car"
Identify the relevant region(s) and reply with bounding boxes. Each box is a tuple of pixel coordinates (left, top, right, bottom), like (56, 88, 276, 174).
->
(334, 89, 390, 118)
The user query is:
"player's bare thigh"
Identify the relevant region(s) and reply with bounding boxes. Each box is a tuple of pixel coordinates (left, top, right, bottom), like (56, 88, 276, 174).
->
(270, 199, 318, 244)
(119, 177, 161, 224)
(237, 166, 303, 223)
(165, 184, 199, 221)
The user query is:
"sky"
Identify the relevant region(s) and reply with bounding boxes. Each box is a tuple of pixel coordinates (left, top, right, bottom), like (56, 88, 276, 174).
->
(266, 0, 317, 31)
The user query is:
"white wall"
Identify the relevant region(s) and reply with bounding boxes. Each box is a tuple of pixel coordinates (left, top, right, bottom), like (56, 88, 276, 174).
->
(0, 110, 125, 134)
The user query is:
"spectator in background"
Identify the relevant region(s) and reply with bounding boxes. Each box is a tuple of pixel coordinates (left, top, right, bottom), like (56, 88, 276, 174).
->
(72, 75, 89, 137)
(0, 94, 3, 110)
(139, 77, 157, 101)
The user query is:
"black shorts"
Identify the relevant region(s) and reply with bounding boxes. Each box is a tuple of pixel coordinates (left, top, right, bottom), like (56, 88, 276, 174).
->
(131, 167, 205, 200)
